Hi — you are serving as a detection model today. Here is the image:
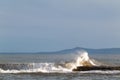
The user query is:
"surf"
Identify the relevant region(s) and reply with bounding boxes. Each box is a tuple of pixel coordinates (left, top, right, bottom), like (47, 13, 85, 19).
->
(0, 50, 119, 73)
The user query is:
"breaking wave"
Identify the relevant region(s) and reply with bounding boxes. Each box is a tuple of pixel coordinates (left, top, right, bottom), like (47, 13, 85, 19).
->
(0, 51, 117, 73)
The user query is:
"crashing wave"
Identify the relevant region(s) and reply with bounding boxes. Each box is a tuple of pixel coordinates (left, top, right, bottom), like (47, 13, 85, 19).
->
(0, 51, 104, 73)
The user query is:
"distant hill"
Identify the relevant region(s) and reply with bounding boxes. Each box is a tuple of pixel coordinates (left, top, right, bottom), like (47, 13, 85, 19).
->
(37, 47, 120, 54)
(1, 47, 120, 54)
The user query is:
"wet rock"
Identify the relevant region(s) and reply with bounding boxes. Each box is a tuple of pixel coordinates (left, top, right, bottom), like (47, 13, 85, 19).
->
(73, 66, 120, 71)
(0, 64, 32, 70)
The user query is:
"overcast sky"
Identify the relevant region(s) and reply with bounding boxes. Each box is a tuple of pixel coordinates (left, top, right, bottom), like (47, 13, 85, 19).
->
(0, 0, 120, 52)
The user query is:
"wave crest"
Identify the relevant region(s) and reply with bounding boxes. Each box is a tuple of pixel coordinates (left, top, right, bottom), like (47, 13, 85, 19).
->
(0, 51, 102, 73)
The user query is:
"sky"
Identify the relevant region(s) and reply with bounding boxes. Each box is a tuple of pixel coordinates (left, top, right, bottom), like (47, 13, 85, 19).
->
(0, 0, 120, 52)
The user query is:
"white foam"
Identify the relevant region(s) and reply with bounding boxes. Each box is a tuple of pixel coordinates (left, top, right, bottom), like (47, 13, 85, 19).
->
(0, 51, 103, 73)
(64, 51, 97, 70)
(79, 70, 120, 74)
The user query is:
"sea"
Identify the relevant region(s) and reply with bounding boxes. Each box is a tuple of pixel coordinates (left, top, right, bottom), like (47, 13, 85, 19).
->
(0, 50, 120, 80)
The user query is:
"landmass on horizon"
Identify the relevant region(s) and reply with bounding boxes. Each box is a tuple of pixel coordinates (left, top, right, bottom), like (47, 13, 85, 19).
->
(1, 47, 120, 54)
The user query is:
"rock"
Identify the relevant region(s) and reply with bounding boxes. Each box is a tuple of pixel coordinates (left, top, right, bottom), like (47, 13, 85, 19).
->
(73, 66, 120, 71)
(0, 64, 32, 70)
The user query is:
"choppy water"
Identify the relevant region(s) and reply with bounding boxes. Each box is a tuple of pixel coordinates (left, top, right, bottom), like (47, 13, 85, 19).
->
(1, 73, 120, 80)
(0, 50, 120, 80)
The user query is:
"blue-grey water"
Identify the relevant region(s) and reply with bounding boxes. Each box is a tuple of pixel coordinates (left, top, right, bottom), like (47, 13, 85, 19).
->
(0, 51, 120, 80)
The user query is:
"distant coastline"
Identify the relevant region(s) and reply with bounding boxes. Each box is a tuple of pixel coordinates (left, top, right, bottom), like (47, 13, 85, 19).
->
(1, 47, 120, 54)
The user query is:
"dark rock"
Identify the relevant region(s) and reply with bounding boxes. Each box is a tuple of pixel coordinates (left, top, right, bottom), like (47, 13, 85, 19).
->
(73, 66, 120, 71)
(0, 64, 33, 70)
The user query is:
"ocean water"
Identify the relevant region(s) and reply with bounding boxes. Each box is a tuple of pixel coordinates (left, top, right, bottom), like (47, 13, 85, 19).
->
(0, 50, 120, 80)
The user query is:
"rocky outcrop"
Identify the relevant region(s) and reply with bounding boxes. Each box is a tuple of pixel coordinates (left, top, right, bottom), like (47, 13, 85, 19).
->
(73, 66, 120, 71)
(0, 64, 33, 70)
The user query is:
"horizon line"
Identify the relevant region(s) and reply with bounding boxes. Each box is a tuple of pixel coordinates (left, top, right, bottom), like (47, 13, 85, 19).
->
(0, 47, 120, 53)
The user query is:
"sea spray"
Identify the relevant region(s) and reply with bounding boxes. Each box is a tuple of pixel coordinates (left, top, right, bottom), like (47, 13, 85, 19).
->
(0, 50, 104, 73)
